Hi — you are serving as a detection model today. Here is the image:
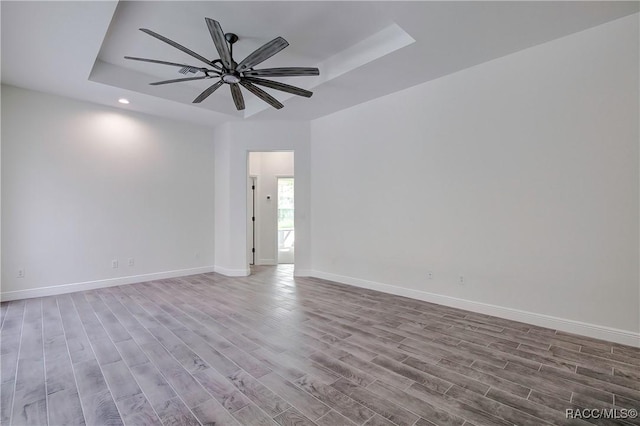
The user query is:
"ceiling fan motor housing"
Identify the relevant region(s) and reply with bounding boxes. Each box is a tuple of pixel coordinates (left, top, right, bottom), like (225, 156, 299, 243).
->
(221, 72, 241, 84)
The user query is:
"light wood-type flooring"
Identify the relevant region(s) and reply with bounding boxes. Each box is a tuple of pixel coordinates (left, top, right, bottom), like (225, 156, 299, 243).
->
(1, 265, 639, 426)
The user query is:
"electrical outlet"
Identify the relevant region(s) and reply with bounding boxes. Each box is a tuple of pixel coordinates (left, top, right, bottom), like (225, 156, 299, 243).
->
(128, 258, 134, 267)
(427, 271, 433, 280)
(17, 268, 25, 278)
(459, 275, 465, 285)
(112, 259, 119, 269)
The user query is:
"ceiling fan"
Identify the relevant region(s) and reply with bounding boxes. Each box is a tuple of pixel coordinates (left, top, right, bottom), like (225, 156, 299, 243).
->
(124, 18, 319, 111)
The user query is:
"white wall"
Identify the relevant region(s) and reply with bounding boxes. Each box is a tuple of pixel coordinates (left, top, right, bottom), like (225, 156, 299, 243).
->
(249, 152, 295, 265)
(310, 15, 639, 344)
(2, 16, 637, 346)
(1, 85, 215, 300)
(213, 121, 310, 276)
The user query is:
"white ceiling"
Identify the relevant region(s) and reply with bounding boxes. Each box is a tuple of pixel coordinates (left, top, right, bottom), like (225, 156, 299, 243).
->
(2, 1, 638, 128)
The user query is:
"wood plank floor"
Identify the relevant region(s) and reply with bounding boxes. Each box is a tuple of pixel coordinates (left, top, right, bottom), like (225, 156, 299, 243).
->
(1, 265, 639, 426)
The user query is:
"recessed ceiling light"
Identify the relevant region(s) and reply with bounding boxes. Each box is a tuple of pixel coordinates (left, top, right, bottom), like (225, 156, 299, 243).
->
(118, 98, 130, 104)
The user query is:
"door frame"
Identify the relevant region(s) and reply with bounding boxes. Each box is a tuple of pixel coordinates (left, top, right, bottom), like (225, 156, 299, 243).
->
(248, 175, 257, 266)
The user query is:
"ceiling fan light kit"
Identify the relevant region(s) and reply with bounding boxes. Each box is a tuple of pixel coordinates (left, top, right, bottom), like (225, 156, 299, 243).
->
(125, 18, 320, 111)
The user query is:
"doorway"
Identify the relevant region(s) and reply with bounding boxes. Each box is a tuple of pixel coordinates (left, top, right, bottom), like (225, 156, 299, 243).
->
(277, 177, 294, 264)
(247, 151, 294, 269)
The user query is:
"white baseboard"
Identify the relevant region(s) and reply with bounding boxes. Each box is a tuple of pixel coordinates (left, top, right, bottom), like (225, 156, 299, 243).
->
(257, 259, 277, 266)
(294, 269, 312, 277)
(308, 270, 640, 348)
(0, 266, 216, 302)
(213, 265, 250, 277)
